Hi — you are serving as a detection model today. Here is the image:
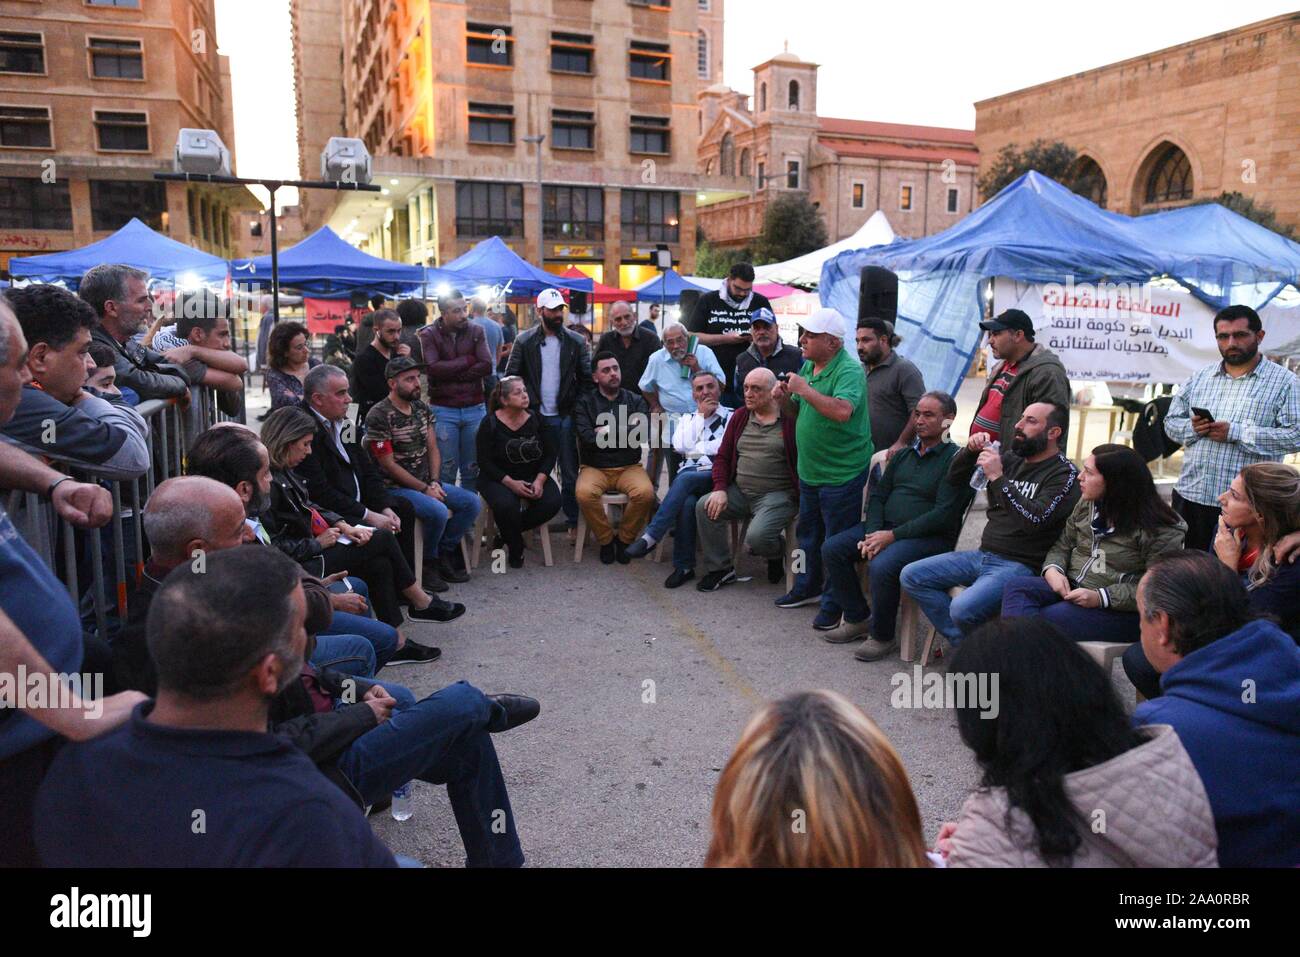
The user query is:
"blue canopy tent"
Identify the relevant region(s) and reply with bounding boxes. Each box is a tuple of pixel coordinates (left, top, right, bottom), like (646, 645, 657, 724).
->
(820, 171, 1300, 396)
(426, 236, 592, 300)
(231, 225, 425, 295)
(633, 269, 708, 301)
(8, 217, 229, 290)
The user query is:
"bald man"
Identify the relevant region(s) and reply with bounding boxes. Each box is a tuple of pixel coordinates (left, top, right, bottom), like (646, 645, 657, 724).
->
(595, 300, 660, 398)
(693, 367, 799, 592)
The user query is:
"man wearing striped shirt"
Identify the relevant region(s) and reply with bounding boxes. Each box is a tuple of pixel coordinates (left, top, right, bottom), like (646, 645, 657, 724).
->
(1165, 305, 1300, 552)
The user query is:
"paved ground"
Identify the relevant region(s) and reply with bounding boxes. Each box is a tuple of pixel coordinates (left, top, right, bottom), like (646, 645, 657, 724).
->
(246, 373, 1145, 867)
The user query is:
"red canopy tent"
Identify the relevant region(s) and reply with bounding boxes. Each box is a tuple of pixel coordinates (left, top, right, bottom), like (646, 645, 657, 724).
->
(558, 266, 636, 303)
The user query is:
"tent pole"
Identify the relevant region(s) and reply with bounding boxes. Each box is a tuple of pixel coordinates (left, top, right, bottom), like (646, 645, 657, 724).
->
(269, 183, 281, 322)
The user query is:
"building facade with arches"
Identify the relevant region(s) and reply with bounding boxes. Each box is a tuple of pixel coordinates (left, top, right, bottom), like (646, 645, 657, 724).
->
(974, 13, 1300, 229)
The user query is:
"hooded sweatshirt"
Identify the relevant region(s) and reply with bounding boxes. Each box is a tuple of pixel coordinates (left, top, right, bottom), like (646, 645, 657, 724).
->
(971, 342, 1072, 444)
(1134, 619, 1300, 867)
(946, 725, 1218, 868)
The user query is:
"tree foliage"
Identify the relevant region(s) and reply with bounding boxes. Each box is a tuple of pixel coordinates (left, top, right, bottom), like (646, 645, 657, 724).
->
(755, 194, 828, 264)
(978, 140, 1078, 201)
(1192, 191, 1295, 240)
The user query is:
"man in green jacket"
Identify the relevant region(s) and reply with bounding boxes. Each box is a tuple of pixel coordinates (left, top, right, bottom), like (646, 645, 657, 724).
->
(818, 391, 973, 659)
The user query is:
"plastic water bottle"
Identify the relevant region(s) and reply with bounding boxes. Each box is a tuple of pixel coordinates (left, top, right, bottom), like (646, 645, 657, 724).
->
(391, 783, 413, 821)
(969, 441, 1001, 491)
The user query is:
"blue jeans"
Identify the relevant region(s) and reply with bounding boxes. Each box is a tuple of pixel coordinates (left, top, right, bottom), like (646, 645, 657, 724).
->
(795, 464, 871, 616)
(1001, 576, 1141, 643)
(319, 577, 400, 670)
(311, 633, 377, 678)
(644, 468, 714, 571)
(900, 550, 1035, 643)
(335, 680, 524, 868)
(432, 403, 487, 492)
(541, 413, 579, 527)
(390, 485, 481, 560)
(822, 527, 950, 639)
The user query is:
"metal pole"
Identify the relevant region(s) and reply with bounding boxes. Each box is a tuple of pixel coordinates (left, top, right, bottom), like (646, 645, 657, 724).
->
(536, 142, 543, 266)
(269, 183, 281, 322)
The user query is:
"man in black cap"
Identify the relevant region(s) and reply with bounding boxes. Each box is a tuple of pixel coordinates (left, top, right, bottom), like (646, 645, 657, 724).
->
(733, 307, 803, 385)
(968, 308, 1070, 447)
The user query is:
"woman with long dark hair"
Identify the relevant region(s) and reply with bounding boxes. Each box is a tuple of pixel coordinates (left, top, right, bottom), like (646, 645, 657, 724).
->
(259, 406, 463, 628)
(1001, 443, 1185, 642)
(938, 617, 1218, 867)
(475, 376, 561, 568)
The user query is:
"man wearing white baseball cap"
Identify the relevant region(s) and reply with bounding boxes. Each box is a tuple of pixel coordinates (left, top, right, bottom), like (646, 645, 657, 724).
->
(773, 307, 874, 627)
(504, 288, 593, 533)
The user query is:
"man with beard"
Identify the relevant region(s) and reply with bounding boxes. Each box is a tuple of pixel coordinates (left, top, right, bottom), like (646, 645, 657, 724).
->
(856, 317, 924, 460)
(417, 290, 492, 492)
(900, 401, 1080, 648)
(968, 308, 1070, 448)
(351, 309, 410, 427)
(505, 288, 593, 536)
(1163, 304, 1300, 552)
(684, 262, 772, 407)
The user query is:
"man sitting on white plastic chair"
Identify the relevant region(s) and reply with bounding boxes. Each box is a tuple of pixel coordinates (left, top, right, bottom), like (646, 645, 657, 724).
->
(624, 370, 732, 588)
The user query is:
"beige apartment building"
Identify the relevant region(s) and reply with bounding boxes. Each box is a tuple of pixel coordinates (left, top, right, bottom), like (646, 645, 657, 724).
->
(974, 12, 1300, 230)
(294, 0, 738, 289)
(696, 49, 980, 251)
(0, 0, 253, 276)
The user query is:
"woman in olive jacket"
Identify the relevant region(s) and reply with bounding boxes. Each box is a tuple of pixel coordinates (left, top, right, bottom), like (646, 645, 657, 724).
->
(1000, 444, 1186, 643)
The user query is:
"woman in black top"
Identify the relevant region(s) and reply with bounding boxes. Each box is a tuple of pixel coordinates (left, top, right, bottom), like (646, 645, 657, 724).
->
(476, 376, 561, 567)
(259, 407, 463, 626)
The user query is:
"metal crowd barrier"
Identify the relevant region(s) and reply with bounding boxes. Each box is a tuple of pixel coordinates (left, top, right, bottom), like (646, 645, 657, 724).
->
(5, 385, 233, 640)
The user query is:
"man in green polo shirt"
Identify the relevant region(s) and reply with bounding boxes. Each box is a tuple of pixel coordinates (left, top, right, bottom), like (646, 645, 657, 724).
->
(773, 307, 873, 625)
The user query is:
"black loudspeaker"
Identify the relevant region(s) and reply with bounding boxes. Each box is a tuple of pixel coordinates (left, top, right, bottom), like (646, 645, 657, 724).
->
(678, 289, 701, 322)
(569, 290, 588, 314)
(858, 266, 898, 323)
(349, 290, 369, 309)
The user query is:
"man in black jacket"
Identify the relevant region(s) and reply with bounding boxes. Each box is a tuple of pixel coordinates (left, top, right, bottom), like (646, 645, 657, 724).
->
(505, 288, 592, 533)
(115, 477, 541, 867)
(684, 262, 772, 407)
(573, 351, 655, 564)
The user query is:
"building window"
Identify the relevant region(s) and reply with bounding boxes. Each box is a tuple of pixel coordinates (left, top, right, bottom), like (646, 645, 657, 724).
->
(467, 102, 514, 145)
(0, 33, 45, 74)
(629, 41, 670, 81)
(0, 105, 52, 148)
(759, 82, 766, 112)
(739, 148, 750, 177)
(946, 187, 959, 213)
(786, 159, 800, 189)
(621, 190, 679, 242)
(544, 185, 604, 240)
(88, 37, 144, 79)
(0, 176, 72, 229)
(788, 80, 800, 110)
(1145, 143, 1193, 204)
(551, 32, 593, 74)
(851, 182, 865, 208)
(704, 158, 713, 175)
(552, 109, 595, 150)
(86, 0, 141, 7)
(455, 181, 523, 237)
(466, 23, 513, 67)
(697, 30, 709, 79)
(698, 0, 710, 9)
(628, 0, 671, 7)
(899, 184, 913, 211)
(756, 160, 765, 186)
(90, 180, 165, 231)
(719, 132, 734, 176)
(630, 115, 670, 155)
(1069, 156, 1108, 209)
(94, 110, 149, 150)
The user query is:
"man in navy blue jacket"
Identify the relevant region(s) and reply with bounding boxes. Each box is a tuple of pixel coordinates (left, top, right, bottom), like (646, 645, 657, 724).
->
(1131, 551, 1300, 867)
(35, 547, 398, 867)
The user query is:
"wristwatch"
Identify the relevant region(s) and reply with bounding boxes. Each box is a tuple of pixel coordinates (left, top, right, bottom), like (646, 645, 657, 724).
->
(44, 475, 73, 501)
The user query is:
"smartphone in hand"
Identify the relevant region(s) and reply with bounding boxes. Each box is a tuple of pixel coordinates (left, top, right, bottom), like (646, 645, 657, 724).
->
(1191, 406, 1214, 421)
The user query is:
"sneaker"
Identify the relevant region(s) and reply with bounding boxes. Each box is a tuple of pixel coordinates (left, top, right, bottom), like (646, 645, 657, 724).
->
(853, 637, 899, 661)
(615, 540, 631, 564)
(624, 536, 654, 559)
(775, 589, 822, 609)
(824, 618, 873, 644)
(408, 598, 466, 623)
(386, 640, 442, 665)
(436, 556, 470, 584)
(812, 609, 841, 631)
(599, 541, 617, 564)
(664, 568, 694, 589)
(420, 567, 450, 593)
(697, 568, 737, 592)
(767, 559, 784, 584)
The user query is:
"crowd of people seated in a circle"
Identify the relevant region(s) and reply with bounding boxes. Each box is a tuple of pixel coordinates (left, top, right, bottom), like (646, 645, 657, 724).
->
(0, 263, 1297, 868)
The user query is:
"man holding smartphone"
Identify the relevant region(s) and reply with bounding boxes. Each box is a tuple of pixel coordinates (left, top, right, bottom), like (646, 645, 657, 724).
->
(1164, 305, 1300, 552)
(684, 262, 772, 408)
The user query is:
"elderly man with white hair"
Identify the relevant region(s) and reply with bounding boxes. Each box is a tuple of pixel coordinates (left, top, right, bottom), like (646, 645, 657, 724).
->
(638, 321, 726, 486)
(772, 307, 874, 627)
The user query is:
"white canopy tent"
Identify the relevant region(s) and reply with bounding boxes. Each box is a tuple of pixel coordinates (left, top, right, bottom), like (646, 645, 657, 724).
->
(753, 210, 896, 287)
